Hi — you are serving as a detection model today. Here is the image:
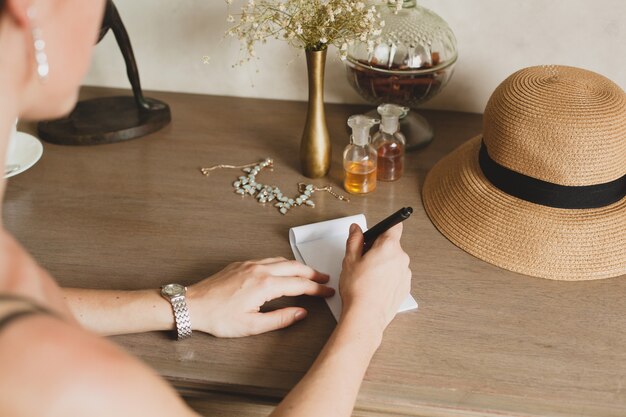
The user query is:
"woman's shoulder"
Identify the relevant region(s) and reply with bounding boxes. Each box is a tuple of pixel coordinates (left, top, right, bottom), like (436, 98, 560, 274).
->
(0, 233, 197, 416)
(0, 230, 46, 294)
(0, 312, 124, 415)
(0, 308, 198, 416)
(0, 230, 73, 318)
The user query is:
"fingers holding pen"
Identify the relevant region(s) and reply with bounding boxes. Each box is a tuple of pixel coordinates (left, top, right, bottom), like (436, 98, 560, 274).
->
(344, 223, 364, 263)
(369, 222, 404, 253)
(383, 221, 403, 240)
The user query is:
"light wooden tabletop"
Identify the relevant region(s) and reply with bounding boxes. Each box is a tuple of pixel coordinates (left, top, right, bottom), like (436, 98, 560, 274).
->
(4, 87, 626, 417)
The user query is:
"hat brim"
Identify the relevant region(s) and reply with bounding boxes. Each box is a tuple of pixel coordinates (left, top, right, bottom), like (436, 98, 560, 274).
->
(422, 135, 626, 280)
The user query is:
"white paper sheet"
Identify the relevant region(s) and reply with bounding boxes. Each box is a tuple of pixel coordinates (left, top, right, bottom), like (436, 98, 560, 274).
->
(289, 214, 418, 321)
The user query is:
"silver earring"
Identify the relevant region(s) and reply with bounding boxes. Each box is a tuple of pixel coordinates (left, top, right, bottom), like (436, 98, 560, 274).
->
(28, 8, 49, 80)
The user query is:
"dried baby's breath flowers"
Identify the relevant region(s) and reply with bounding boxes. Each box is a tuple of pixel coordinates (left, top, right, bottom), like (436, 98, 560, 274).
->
(226, 0, 384, 61)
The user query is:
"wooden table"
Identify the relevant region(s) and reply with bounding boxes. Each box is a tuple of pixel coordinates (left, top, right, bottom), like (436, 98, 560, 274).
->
(4, 87, 626, 417)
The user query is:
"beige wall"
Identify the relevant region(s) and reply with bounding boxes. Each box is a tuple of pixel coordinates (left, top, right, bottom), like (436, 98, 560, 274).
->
(84, 0, 625, 114)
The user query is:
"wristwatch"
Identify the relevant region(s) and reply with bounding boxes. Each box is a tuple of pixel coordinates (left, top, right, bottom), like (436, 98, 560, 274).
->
(160, 283, 192, 340)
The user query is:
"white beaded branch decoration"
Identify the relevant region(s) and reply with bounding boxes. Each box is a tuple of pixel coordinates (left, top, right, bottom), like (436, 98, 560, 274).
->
(200, 158, 349, 215)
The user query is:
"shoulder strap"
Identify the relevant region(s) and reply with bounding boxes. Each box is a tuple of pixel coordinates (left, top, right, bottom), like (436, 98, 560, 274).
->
(0, 294, 57, 333)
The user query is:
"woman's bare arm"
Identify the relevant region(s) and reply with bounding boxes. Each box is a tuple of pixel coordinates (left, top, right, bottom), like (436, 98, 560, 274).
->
(270, 223, 412, 417)
(62, 257, 334, 336)
(270, 311, 383, 417)
(62, 287, 176, 335)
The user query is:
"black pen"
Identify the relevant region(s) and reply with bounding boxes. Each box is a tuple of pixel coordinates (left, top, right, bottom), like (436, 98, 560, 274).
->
(362, 207, 413, 254)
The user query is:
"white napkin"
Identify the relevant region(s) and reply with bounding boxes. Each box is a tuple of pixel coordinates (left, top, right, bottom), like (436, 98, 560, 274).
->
(289, 214, 418, 321)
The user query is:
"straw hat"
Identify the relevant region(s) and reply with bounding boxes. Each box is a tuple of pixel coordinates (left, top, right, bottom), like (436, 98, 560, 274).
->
(422, 65, 626, 280)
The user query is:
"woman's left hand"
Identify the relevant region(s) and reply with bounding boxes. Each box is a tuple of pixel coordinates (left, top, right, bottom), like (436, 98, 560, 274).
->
(186, 257, 334, 337)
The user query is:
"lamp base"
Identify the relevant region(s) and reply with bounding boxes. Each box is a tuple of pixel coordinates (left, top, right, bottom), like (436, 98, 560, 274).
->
(38, 96, 171, 146)
(364, 109, 434, 151)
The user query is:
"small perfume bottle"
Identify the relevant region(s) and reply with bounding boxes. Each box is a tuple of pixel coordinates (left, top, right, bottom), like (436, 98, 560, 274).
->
(372, 104, 408, 181)
(343, 115, 380, 194)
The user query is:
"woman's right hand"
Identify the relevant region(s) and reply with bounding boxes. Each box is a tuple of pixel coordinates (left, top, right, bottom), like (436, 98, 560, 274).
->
(339, 223, 412, 334)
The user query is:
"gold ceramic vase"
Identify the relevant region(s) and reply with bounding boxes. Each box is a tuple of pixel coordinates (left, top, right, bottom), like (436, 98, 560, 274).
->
(300, 49, 331, 178)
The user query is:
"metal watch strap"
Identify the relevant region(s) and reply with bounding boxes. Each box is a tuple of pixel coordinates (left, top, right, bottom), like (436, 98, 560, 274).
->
(170, 295, 192, 340)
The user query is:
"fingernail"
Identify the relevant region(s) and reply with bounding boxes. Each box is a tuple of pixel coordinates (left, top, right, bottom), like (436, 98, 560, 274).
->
(349, 224, 357, 234)
(295, 310, 307, 321)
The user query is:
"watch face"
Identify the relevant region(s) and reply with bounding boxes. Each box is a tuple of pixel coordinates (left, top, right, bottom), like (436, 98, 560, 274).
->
(162, 283, 185, 297)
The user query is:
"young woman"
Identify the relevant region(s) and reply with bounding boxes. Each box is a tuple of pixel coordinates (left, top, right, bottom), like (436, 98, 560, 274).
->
(0, 1, 412, 416)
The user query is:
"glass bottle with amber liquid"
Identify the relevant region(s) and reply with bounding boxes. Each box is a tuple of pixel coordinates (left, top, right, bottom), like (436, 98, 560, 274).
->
(343, 115, 380, 194)
(372, 104, 407, 181)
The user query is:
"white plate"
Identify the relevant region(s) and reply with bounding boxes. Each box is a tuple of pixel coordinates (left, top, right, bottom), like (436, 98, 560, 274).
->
(4, 132, 44, 179)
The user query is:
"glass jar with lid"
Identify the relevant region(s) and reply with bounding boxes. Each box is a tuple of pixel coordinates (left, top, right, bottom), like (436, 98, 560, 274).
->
(344, 0, 457, 149)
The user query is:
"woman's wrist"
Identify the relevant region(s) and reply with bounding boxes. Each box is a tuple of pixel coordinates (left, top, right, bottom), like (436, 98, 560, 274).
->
(146, 289, 178, 332)
(341, 300, 388, 332)
(337, 308, 385, 352)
